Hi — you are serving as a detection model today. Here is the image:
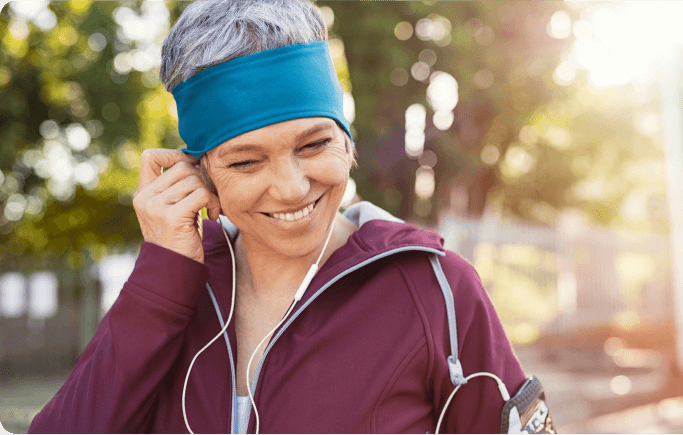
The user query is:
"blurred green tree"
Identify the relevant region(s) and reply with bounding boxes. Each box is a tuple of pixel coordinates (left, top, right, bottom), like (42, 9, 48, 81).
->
(322, 1, 662, 229)
(0, 1, 189, 264)
(0, 0, 664, 268)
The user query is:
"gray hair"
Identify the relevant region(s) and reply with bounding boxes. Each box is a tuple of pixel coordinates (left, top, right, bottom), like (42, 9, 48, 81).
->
(160, 0, 328, 92)
(161, 0, 354, 196)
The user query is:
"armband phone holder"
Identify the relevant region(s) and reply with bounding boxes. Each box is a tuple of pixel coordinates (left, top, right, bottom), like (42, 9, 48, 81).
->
(500, 376, 555, 434)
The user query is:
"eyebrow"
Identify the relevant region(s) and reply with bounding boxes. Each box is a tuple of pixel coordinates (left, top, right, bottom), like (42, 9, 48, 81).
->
(217, 120, 336, 158)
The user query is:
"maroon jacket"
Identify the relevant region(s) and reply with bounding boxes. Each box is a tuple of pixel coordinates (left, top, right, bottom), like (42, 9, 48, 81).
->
(30, 202, 527, 433)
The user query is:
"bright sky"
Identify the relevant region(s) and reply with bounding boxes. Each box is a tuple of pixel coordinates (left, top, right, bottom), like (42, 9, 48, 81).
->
(555, 2, 683, 87)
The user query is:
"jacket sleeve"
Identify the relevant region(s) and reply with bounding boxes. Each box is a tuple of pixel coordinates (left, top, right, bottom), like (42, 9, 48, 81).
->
(431, 251, 528, 434)
(28, 242, 208, 434)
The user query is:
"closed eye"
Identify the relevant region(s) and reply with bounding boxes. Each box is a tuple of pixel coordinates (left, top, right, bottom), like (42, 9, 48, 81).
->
(299, 138, 331, 152)
(227, 138, 331, 169)
(229, 159, 259, 169)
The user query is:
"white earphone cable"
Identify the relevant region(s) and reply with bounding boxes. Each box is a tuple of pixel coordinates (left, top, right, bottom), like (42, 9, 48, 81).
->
(182, 216, 507, 434)
(435, 372, 510, 434)
(183, 218, 237, 434)
(247, 215, 338, 434)
(245, 300, 296, 434)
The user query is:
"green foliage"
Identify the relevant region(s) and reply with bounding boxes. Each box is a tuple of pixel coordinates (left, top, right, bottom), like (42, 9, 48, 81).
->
(0, 1, 665, 262)
(322, 1, 579, 220)
(0, 1, 186, 259)
(322, 1, 661, 228)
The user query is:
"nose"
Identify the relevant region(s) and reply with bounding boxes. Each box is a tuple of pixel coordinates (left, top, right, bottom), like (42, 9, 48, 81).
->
(268, 156, 310, 204)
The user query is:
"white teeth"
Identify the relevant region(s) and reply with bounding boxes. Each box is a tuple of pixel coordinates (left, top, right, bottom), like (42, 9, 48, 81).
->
(269, 201, 316, 222)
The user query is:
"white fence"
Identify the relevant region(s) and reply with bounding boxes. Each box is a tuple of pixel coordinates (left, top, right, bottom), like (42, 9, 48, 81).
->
(1, 214, 675, 376)
(438, 213, 674, 342)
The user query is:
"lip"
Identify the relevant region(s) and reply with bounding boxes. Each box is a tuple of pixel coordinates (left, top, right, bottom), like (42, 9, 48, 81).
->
(261, 195, 324, 225)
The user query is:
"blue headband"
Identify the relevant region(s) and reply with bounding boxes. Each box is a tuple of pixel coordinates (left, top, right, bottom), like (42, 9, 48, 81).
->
(172, 41, 351, 160)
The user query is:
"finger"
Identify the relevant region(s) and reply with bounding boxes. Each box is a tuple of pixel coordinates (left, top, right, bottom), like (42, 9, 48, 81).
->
(150, 161, 204, 195)
(172, 187, 220, 221)
(139, 149, 197, 190)
(156, 174, 206, 205)
(158, 176, 221, 221)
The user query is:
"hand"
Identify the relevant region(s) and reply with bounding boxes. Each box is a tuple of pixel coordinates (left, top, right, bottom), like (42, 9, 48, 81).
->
(133, 149, 221, 264)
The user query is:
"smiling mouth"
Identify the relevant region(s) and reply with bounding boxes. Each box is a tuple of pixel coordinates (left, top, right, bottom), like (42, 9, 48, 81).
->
(264, 197, 321, 222)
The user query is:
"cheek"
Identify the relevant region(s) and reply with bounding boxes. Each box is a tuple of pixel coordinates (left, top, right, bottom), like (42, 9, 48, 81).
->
(211, 171, 262, 215)
(308, 146, 352, 187)
(308, 160, 349, 190)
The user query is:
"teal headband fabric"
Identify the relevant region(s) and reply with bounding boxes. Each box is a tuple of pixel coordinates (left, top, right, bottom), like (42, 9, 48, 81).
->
(172, 41, 351, 160)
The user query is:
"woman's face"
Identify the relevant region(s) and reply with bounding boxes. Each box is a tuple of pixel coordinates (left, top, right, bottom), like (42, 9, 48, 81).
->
(203, 117, 353, 259)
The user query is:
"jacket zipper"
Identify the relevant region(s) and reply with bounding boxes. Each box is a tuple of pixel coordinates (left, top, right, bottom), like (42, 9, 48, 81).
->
(244, 246, 445, 432)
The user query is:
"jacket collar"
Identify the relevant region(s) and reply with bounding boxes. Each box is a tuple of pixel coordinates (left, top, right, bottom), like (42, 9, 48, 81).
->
(202, 201, 445, 321)
(343, 200, 404, 226)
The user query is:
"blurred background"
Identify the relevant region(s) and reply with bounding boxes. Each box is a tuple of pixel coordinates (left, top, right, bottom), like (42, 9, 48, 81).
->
(1, 1, 683, 433)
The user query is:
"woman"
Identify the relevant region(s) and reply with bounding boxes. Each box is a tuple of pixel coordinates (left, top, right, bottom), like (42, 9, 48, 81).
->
(29, 1, 553, 433)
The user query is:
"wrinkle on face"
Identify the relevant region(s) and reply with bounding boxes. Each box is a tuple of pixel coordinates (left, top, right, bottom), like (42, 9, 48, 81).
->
(200, 117, 353, 259)
(200, 127, 355, 197)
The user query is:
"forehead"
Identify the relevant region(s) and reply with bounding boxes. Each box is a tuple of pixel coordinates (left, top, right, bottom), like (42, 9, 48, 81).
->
(211, 117, 339, 157)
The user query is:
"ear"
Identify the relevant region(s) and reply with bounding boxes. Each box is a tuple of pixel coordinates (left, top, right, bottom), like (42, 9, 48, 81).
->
(345, 135, 358, 170)
(199, 155, 219, 196)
